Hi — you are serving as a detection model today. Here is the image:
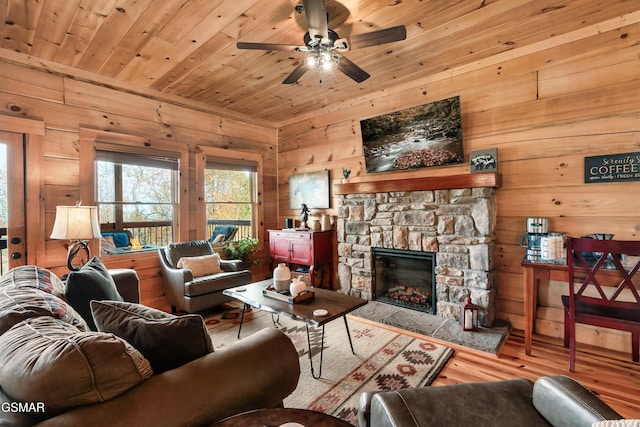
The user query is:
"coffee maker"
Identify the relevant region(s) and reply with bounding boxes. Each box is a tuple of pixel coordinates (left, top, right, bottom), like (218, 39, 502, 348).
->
(520, 217, 549, 262)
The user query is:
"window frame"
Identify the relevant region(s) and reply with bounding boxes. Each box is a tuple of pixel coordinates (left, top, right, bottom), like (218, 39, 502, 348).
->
(195, 146, 263, 248)
(79, 128, 190, 244)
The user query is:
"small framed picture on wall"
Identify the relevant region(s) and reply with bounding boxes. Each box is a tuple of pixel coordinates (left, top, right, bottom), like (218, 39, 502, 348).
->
(470, 148, 498, 173)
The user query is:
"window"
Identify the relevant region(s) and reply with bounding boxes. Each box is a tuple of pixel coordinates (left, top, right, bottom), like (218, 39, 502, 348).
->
(204, 159, 257, 243)
(196, 146, 263, 245)
(95, 149, 178, 247)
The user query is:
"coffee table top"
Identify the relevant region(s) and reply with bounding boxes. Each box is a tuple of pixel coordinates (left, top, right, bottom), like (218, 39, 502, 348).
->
(223, 279, 367, 327)
(213, 407, 353, 427)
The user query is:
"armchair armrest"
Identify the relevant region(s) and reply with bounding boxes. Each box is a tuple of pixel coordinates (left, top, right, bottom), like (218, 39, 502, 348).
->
(532, 376, 621, 427)
(358, 392, 376, 427)
(108, 269, 140, 303)
(220, 259, 244, 272)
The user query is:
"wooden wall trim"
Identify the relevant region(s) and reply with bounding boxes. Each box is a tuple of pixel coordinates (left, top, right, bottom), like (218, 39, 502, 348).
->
(0, 115, 45, 135)
(333, 172, 500, 195)
(0, 50, 277, 129)
(277, 11, 640, 128)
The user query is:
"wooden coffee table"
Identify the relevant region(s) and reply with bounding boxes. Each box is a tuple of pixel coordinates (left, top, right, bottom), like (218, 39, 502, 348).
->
(223, 279, 367, 379)
(214, 407, 353, 426)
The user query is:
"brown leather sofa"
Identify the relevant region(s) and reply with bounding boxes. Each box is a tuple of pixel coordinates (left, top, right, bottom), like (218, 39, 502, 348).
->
(358, 376, 623, 427)
(0, 265, 300, 427)
(158, 240, 252, 313)
(34, 327, 299, 427)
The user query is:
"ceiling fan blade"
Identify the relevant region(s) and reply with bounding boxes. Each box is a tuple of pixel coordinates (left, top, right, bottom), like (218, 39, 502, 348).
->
(338, 25, 407, 50)
(237, 42, 302, 51)
(338, 57, 370, 83)
(282, 62, 308, 84)
(302, 0, 329, 42)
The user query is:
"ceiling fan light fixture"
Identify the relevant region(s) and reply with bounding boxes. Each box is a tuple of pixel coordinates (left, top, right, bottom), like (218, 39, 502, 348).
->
(304, 49, 340, 72)
(237, 0, 406, 84)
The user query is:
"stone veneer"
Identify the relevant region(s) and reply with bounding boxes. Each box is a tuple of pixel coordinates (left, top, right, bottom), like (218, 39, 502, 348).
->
(336, 186, 497, 326)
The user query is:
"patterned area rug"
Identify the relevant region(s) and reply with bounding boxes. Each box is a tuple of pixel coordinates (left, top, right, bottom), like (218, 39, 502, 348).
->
(204, 304, 454, 426)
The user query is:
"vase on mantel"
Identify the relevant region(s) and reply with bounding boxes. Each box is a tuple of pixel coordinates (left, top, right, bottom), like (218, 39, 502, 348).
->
(321, 214, 332, 231)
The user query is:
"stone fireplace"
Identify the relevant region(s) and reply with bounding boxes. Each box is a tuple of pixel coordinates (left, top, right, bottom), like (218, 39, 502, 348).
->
(335, 173, 499, 326)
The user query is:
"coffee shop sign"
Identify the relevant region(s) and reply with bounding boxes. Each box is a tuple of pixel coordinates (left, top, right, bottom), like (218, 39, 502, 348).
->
(584, 151, 640, 184)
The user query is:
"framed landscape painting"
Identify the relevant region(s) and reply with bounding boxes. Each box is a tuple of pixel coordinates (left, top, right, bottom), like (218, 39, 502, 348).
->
(360, 96, 464, 173)
(288, 170, 330, 209)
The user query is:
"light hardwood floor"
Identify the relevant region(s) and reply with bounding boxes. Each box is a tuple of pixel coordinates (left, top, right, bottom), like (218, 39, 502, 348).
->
(429, 330, 640, 419)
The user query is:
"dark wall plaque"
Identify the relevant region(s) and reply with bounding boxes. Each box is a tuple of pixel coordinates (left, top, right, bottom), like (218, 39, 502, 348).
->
(584, 151, 640, 184)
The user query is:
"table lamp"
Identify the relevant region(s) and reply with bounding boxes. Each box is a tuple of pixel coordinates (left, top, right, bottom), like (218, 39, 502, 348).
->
(50, 202, 102, 271)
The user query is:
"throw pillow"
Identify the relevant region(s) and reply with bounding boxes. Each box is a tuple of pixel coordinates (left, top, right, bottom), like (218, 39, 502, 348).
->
(100, 235, 116, 256)
(91, 300, 213, 373)
(212, 233, 226, 244)
(0, 265, 66, 298)
(66, 257, 123, 331)
(0, 317, 152, 416)
(177, 253, 222, 277)
(0, 287, 87, 335)
(101, 232, 130, 248)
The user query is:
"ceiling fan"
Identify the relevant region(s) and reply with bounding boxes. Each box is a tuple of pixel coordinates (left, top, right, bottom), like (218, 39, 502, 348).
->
(237, 0, 407, 84)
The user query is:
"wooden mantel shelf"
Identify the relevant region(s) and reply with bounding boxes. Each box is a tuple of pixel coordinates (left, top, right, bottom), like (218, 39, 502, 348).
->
(333, 172, 500, 195)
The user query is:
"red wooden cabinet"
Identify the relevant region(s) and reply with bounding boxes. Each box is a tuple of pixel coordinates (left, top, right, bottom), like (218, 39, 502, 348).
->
(268, 229, 333, 288)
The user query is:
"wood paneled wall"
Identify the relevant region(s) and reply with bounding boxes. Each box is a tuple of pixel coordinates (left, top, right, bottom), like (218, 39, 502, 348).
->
(277, 18, 640, 351)
(0, 60, 278, 311)
(0, 6, 638, 354)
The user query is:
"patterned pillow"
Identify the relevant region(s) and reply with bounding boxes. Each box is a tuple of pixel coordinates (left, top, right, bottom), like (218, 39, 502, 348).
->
(0, 266, 66, 298)
(0, 317, 153, 416)
(91, 300, 213, 373)
(0, 287, 88, 335)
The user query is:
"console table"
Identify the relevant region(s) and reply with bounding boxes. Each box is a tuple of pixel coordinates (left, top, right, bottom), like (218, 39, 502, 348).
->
(268, 229, 333, 288)
(521, 261, 627, 356)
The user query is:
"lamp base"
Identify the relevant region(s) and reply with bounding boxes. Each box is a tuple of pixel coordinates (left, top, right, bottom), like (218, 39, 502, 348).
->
(67, 240, 90, 271)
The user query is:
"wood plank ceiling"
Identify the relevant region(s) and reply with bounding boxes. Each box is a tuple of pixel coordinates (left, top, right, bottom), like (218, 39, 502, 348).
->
(0, 0, 637, 125)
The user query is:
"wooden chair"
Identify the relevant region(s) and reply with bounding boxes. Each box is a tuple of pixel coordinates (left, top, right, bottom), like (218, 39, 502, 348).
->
(563, 237, 640, 372)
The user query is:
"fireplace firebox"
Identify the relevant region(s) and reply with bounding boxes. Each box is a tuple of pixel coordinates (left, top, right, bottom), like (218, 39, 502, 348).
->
(372, 248, 436, 314)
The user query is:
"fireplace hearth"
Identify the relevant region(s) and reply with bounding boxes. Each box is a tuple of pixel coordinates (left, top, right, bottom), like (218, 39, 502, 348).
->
(373, 248, 436, 314)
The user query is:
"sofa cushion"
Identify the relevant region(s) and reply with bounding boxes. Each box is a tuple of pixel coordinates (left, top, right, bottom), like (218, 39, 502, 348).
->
(0, 317, 152, 416)
(91, 300, 213, 373)
(66, 257, 123, 331)
(177, 253, 222, 277)
(0, 265, 66, 298)
(185, 270, 252, 297)
(0, 287, 87, 335)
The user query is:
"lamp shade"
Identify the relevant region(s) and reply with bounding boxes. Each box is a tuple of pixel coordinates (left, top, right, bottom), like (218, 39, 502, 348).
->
(50, 205, 102, 240)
